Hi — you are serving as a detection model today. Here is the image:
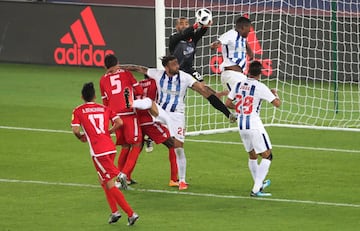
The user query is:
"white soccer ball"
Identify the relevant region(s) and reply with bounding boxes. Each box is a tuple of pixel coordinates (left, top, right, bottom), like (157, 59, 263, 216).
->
(195, 8, 212, 26)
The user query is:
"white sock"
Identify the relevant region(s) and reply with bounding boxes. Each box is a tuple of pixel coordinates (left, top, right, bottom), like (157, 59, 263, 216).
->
(132, 97, 152, 110)
(252, 159, 271, 193)
(175, 147, 186, 182)
(155, 104, 175, 136)
(248, 159, 258, 182)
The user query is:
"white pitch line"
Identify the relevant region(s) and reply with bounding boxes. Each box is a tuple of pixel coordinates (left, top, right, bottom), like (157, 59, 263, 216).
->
(1, 125, 360, 153)
(0, 178, 359, 208)
(185, 139, 360, 153)
(0, 125, 72, 134)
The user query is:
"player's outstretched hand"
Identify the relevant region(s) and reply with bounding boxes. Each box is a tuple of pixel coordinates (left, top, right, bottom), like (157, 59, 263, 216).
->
(229, 112, 237, 123)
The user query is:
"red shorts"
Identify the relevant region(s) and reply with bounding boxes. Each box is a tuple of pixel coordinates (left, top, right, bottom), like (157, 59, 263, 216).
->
(115, 114, 143, 145)
(92, 154, 119, 183)
(142, 122, 170, 144)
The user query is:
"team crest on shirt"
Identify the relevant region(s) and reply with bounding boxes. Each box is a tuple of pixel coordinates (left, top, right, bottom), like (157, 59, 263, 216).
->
(183, 47, 194, 56)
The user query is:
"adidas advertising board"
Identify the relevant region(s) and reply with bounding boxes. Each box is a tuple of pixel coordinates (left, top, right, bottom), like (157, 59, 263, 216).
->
(53, 7, 115, 66)
(1, 1, 356, 80)
(0, 2, 156, 67)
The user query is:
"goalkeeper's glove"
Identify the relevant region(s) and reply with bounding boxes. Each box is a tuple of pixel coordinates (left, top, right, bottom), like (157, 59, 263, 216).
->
(229, 112, 237, 123)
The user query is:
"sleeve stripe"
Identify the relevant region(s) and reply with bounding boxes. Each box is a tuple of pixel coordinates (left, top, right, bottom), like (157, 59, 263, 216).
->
(111, 115, 120, 121)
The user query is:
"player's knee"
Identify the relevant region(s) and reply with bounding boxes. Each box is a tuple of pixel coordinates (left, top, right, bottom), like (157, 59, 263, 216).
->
(163, 137, 174, 148)
(248, 150, 257, 159)
(265, 152, 273, 161)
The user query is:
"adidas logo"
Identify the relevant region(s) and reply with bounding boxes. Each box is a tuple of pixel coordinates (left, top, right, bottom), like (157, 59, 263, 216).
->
(54, 6, 114, 66)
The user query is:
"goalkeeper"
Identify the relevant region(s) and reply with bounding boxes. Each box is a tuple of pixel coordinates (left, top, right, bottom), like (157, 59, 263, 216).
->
(168, 17, 227, 97)
(169, 17, 208, 82)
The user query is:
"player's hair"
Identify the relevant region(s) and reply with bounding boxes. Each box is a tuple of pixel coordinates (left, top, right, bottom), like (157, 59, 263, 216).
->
(235, 16, 251, 28)
(160, 55, 177, 67)
(248, 61, 262, 77)
(176, 17, 188, 24)
(82, 82, 95, 102)
(104, 54, 118, 69)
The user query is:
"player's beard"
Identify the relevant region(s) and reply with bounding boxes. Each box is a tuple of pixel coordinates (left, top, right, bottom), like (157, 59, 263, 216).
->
(169, 68, 179, 76)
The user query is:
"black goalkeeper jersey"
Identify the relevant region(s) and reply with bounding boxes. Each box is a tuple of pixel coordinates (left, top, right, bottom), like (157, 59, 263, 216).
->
(168, 26, 208, 75)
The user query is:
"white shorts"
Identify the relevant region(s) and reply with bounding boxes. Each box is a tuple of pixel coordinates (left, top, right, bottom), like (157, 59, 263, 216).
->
(154, 105, 172, 136)
(239, 128, 272, 154)
(168, 112, 185, 143)
(221, 70, 247, 91)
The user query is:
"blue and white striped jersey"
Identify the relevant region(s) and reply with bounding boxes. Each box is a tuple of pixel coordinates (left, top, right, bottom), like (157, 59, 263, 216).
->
(228, 78, 276, 130)
(147, 68, 197, 113)
(218, 29, 248, 71)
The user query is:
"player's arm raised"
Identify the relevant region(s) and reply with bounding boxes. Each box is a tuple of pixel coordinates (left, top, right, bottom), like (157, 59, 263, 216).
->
(246, 41, 255, 60)
(119, 64, 148, 75)
(193, 23, 209, 44)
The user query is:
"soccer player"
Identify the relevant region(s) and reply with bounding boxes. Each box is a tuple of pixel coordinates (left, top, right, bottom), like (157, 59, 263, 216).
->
(100, 54, 145, 189)
(169, 17, 209, 82)
(119, 55, 236, 190)
(71, 82, 139, 225)
(210, 16, 254, 91)
(169, 17, 227, 98)
(225, 61, 281, 197)
(138, 75, 179, 186)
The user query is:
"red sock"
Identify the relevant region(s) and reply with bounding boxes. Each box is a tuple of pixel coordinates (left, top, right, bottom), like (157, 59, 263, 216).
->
(101, 184, 117, 213)
(109, 187, 133, 217)
(118, 148, 130, 172)
(169, 147, 178, 181)
(122, 145, 141, 176)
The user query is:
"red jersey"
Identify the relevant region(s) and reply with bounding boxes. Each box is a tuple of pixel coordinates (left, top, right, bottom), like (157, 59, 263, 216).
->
(139, 78, 157, 101)
(100, 69, 143, 115)
(71, 102, 118, 156)
(137, 78, 158, 125)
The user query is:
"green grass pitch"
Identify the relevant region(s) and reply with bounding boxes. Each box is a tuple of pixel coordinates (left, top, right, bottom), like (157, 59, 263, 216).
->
(0, 63, 359, 230)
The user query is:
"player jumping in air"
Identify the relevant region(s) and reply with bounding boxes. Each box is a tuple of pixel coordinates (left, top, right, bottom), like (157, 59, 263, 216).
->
(211, 16, 254, 91)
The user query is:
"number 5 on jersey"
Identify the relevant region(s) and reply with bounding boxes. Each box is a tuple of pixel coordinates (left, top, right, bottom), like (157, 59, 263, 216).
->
(110, 74, 122, 94)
